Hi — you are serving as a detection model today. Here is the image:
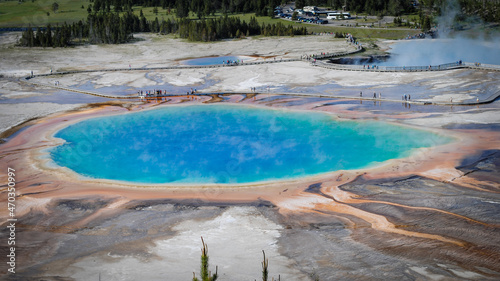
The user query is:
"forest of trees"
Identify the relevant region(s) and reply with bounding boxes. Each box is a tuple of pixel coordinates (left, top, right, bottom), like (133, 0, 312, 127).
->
(457, 0, 500, 22)
(176, 16, 307, 41)
(88, 0, 282, 17)
(19, 10, 307, 47)
(17, 0, 500, 47)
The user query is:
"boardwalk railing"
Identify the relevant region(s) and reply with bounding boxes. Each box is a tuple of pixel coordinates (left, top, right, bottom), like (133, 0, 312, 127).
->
(302, 46, 364, 60)
(314, 60, 500, 72)
(463, 62, 500, 71)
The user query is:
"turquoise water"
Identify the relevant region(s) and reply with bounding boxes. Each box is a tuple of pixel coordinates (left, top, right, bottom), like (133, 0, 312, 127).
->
(50, 105, 452, 184)
(183, 56, 241, 66)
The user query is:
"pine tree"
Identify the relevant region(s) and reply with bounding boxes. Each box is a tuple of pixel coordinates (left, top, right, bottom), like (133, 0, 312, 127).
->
(262, 250, 269, 281)
(192, 237, 218, 281)
(46, 24, 53, 47)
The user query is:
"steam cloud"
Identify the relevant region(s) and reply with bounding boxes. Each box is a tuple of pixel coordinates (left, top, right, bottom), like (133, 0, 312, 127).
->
(381, 0, 500, 66)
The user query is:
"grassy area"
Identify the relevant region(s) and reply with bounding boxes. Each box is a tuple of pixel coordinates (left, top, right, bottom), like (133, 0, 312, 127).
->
(354, 17, 379, 24)
(0, 0, 174, 27)
(0, 1, 419, 39)
(0, 0, 89, 27)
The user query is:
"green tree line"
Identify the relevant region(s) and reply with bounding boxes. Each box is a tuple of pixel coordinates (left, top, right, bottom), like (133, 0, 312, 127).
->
(19, 10, 307, 47)
(456, 0, 500, 22)
(176, 15, 307, 41)
(88, 0, 282, 17)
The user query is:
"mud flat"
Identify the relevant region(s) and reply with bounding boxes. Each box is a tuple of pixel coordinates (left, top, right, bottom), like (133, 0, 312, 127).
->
(0, 34, 500, 280)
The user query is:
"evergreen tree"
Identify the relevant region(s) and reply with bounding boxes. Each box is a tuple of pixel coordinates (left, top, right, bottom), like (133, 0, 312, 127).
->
(52, 2, 59, 13)
(46, 24, 53, 47)
(176, 0, 189, 18)
(192, 237, 218, 281)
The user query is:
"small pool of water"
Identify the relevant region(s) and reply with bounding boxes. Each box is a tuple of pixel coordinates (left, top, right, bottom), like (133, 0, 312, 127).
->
(182, 56, 244, 66)
(50, 104, 452, 184)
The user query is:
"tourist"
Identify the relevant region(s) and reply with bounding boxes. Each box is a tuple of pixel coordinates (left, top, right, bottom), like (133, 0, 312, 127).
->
(360, 91, 362, 97)
(373, 92, 376, 98)
(408, 94, 411, 100)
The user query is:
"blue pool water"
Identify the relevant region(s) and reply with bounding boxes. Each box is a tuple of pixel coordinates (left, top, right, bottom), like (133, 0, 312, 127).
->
(182, 56, 242, 66)
(381, 38, 500, 66)
(50, 105, 452, 184)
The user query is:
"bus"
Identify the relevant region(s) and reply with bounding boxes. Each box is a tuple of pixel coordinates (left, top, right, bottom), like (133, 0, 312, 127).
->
(326, 12, 351, 20)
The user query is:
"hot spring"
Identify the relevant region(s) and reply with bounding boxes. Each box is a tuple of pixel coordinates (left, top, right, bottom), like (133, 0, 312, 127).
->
(50, 105, 452, 184)
(381, 38, 500, 66)
(334, 38, 500, 67)
(182, 55, 243, 66)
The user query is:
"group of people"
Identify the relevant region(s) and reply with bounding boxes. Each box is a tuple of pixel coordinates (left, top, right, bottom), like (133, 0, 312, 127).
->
(363, 65, 379, 70)
(139, 88, 199, 98)
(222, 59, 243, 65)
(138, 89, 184, 97)
(138, 89, 167, 97)
(357, 91, 417, 102)
(303, 54, 318, 60)
(359, 91, 382, 99)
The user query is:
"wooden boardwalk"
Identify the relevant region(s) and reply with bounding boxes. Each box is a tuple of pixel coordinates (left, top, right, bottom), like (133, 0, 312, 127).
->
(20, 45, 500, 105)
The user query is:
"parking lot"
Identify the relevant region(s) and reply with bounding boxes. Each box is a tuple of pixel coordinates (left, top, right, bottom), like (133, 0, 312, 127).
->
(275, 4, 413, 30)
